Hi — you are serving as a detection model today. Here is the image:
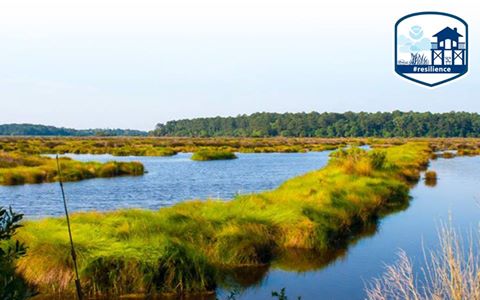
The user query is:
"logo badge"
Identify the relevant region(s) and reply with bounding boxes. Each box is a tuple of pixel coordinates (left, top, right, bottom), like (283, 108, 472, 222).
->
(395, 12, 468, 87)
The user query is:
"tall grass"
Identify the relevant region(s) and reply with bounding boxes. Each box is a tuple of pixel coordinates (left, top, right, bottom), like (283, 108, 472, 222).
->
(0, 152, 144, 185)
(191, 149, 237, 161)
(16, 143, 431, 296)
(366, 225, 480, 300)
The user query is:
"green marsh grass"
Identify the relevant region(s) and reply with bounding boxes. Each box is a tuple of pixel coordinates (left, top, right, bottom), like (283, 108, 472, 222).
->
(0, 152, 144, 185)
(0, 137, 365, 156)
(191, 149, 237, 161)
(5, 136, 480, 158)
(16, 143, 431, 296)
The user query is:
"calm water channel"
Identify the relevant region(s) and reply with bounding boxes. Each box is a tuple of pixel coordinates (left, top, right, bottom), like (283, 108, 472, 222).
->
(1, 153, 478, 299)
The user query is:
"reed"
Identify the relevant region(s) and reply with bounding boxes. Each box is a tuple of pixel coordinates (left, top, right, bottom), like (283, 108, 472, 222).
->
(366, 224, 480, 300)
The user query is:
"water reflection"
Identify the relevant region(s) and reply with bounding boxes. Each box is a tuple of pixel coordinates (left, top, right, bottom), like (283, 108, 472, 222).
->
(217, 221, 394, 296)
(0, 152, 331, 218)
(223, 156, 480, 300)
(424, 177, 437, 187)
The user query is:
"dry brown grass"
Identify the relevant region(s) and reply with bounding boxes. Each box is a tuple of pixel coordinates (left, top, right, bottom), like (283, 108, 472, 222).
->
(366, 225, 480, 300)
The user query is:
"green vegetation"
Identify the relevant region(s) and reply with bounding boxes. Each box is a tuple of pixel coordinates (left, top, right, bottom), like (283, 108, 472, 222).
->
(1, 207, 35, 299)
(3, 136, 480, 157)
(15, 143, 431, 296)
(153, 111, 480, 137)
(191, 149, 237, 161)
(0, 152, 144, 185)
(5, 111, 480, 138)
(0, 136, 351, 155)
(0, 124, 147, 137)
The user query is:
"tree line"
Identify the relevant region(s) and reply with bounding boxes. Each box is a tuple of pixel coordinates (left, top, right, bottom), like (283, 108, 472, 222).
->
(153, 111, 480, 137)
(0, 124, 147, 136)
(4, 111, 480, 137)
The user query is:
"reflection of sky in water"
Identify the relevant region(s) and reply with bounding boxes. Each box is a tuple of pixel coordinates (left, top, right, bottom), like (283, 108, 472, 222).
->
(222, 156, 480, 300)
(0, 152, 330, 218)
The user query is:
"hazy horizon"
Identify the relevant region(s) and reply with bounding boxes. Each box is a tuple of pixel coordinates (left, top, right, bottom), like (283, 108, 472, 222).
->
(1, 0, 479, 130)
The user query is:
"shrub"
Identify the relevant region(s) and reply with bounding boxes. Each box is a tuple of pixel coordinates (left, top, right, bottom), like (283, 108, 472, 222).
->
(0, 207, 35, 299)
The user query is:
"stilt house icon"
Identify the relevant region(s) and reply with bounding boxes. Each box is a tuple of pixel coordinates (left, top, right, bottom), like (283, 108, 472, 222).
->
(431, 27, 466, 65)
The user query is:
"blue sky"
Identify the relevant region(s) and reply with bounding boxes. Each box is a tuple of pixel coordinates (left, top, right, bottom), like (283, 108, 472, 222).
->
(0, 0, 479, 130)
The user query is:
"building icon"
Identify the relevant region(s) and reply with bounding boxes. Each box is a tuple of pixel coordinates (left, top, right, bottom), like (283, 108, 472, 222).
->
(431, 27, 466, 66)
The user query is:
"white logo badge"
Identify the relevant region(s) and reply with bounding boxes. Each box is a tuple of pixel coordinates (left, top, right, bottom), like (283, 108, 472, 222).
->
(395, 12, 468, 87)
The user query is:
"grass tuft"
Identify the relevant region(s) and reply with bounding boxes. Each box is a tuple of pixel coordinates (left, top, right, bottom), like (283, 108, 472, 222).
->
(191, 149, 237, 161)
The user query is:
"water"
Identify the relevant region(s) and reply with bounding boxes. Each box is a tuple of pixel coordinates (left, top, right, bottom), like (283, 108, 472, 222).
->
(220, 156, 480, 300)
(2, 153, 479, 299)
(0, 152, 331, 218)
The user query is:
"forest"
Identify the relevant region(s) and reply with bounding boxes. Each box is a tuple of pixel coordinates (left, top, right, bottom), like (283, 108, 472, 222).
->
(153, 111, 480, 137)
(0, 124, 147, 137)
(4, 111, 480, 138)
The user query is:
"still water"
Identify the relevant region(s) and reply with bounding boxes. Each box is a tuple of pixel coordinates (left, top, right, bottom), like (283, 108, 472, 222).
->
(0, 152, 331, 218)
(220, 156, 480, 300)
(1, 153, 478, 299)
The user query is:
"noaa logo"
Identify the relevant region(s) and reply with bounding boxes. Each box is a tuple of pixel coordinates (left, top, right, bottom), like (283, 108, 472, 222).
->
(395, 12, 468, 87)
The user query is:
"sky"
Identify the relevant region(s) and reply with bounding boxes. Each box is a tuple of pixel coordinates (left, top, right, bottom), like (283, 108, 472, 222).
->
(1, 0, 479, 130)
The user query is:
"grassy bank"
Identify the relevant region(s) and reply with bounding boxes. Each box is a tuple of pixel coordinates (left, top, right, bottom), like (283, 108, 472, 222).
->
(191, 149, 237, 161)
(1, 136, 480, 157)
(0, 152, 144, 185)
(15, 143, 430, 296)
(0, 137, 362, 155)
